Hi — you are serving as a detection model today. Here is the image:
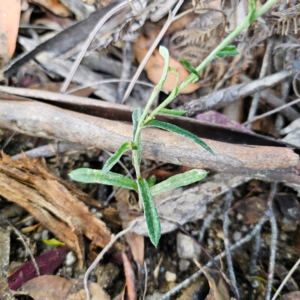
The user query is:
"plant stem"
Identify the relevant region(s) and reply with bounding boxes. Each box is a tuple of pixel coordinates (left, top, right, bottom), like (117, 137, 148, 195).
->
(132, 0, 280, 211)
(132, 149, 141, 179)
(145, 0, 280, 121)
(145, 88, 178, 122)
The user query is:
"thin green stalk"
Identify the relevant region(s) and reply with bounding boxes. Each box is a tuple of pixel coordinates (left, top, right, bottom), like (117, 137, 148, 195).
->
(251, 0, 280, 21)
(139, 86, 161, 129)
(132, 149, 141, 178)
(132, 125, 142, 180)
(145, 88, 178, 123)
(145, 0, 280, 121)
(178, 0, 281, 92)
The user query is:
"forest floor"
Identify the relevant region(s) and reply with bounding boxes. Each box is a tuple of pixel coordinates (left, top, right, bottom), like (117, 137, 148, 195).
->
(0, 0, 300, 299)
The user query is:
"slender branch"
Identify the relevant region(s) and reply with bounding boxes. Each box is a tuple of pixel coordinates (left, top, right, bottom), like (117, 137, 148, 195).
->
(265, 183, 278, 300)
(223, 191, 240, 299)
(271, 257, 300, 300)
(84, 221, 136, 300)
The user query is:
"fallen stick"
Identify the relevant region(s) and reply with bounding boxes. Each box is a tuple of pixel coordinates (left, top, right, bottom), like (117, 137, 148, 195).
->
(183, 70, 300, 121)
(0, 99, 299, 184)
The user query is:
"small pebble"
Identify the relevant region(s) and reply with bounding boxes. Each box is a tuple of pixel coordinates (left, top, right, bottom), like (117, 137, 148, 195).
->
(241, 225, 248, 232)
(236, 213, 244, 221)
(65, 267, 73, 277)
(41, 230, 49, 240)
(177, 232, 201, 260)
(33, 232, 41, 241)
(280, 233, 287, 241)
(24, 218, 34, 227)
(233, 231, 242, 242)
(179, 259, 190, 272)
(95, 212, 103, 219)
(17, 248, 25, 258)
(165, 271, 177, 282)
(65, 251, 77, 266)
(207, 238, 214, 248)
(251, 279, 259, 288)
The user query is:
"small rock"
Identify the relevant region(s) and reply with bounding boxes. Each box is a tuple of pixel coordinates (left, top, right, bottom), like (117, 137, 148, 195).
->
(233, 231, 242, 242)
(24, 218, 34, 227)
(179, 259, 190, 272)
(65, 251, 77, 266)
(33, 232, 41, 241)
(165, 271, 177, 282)
(65, 266, 73, 277)
(177, 232, 201, 260)
(41, 230, 49, 240)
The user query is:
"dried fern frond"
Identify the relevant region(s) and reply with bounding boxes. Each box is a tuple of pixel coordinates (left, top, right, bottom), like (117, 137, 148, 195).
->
(276, 4, 300, 35)
(170, 11, 225, 65)
(251, 3, 300, 45)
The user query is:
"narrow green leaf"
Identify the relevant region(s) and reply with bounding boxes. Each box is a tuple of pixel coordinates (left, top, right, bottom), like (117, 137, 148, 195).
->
(160, 108, 187, 116)
(150, 169, 207, 195)
(102, 141, 132, 173)
(181, 59, 200, 80)
(137, 178, 161, 247)
(69, 168, 137, 190)
(216, 45, 239, 58)
(157, 46, 170, 90)
(42, 238, 65, 247)
(132, 108, 143, 141)
(144, 120, 215, 156)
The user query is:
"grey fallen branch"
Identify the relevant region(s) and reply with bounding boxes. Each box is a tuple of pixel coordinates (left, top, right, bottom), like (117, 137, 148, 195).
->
(184, 70, 300, 121)
(0, 99, 299, 185)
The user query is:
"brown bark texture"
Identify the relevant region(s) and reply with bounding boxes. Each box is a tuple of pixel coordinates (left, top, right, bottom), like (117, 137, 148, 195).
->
(0, 99, 299, 185)
(0, 153, 114, 268)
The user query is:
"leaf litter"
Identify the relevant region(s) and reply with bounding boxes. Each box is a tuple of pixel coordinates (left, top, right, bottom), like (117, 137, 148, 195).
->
(1, 0, 300, 299)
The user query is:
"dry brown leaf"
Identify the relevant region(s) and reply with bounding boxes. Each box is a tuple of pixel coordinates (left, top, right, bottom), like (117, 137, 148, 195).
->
(0, 153, 114, 268)
(176, 278, 209, 300)
(0, 0, 21, 66)
(20, 275, 110, 300)
(115, 188, 144, 267)
(201, 268, 231, 300)
(275, 194, 300, 223)
(30, 0, 71, 17)
(122, 251, 137, 300)
(133, 35, 199, 94)
(231, 196, 268, 224)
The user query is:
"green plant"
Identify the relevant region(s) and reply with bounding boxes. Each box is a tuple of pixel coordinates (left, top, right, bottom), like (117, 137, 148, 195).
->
(69, 47, 213, 246)
(69, 0, 280, 247)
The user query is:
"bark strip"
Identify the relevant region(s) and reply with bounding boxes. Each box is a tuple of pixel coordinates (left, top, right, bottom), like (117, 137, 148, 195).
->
(0, 100, 299, 184)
